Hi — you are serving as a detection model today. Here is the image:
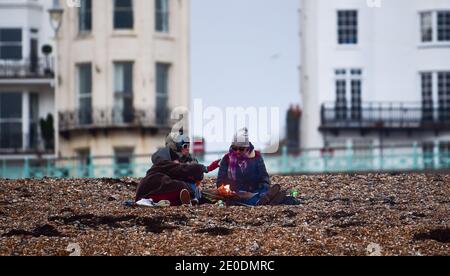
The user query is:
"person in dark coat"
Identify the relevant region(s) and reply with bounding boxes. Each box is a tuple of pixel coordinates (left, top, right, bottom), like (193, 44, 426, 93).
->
(216, 128, 285, 206)
(135, 133, 220, 206)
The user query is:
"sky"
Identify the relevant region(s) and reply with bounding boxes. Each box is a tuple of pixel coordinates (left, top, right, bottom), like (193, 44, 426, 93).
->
(190, 0, 300, 151)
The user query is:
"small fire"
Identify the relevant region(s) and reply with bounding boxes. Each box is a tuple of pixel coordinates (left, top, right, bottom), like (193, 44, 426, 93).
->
(224, 185, 231, 193)
(218, 184, 234, 196)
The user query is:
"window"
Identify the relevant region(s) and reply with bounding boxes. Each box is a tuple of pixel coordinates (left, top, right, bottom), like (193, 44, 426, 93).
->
(114, 0, 134, 30)
(114, 148, 134, 177)
(421, 73, 433, 122)
(29, 93, 39, 150)
(30, 39, 38, 74)
(420, 11, 450, 43)
(0, 93, 22, 149)
(155, 0, 169, 32)
(156, 63, 170, 125)
(334, 69, 362, 121)
(438, 72, 450, 121)
(114, 62, 134, 123)
(420, 71, 450, 122)
(79, 0, 92, 33)
(438, 11, 450, 41)
(350, 69, 362, 120)
(78, 64, 92, 125)
(421, 12, 433, 42)
(335, 79, 347, 120)
(337, 10, 358, 45)
(0, 29, 22, 60)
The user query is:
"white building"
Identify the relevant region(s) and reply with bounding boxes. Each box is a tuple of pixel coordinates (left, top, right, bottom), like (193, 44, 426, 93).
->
(0, 0, 55, 163)
(55, 0, 190, 175)
(300, 0, 450, 159)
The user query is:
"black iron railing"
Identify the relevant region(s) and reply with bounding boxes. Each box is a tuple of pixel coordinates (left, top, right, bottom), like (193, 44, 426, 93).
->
(320, 102, 450, 129)
(59, 106, 171, 132)
(0, 58, 54, 79)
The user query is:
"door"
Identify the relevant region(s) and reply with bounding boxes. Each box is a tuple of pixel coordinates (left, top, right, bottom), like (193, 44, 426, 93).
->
(30, 39, 38, 75)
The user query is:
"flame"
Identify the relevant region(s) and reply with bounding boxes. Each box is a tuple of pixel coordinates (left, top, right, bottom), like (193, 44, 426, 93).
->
(218, 184, 233, 196)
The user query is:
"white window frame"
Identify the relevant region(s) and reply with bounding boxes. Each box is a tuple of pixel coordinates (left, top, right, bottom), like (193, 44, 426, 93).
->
(419, 10, 450, 48)
(334, 68, 363, 112)
(419, 71, 450, 120)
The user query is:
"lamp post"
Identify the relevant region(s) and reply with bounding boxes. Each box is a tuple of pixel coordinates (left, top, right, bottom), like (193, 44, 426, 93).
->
(48, 0, 64, 160)
(49, 1, 64, 33)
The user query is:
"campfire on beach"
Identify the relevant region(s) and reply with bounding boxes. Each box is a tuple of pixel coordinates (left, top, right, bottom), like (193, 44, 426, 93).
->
(217, 184, 236, 197)
(201, 184, 242, 202)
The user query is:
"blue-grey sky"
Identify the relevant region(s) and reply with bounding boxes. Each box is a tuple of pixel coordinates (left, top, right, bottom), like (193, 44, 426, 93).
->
(190, 0, 300, 150)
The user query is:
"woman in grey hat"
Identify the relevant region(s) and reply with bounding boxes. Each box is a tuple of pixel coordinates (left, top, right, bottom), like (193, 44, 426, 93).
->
(216, 128, 285, 206)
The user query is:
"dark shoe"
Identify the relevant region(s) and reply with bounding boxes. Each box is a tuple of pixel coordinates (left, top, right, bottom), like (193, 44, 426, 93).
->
(269, 190, 287, 206)
(180, 189, 192, 205)
(257, 184, 281, 206)
(282, 196, 301, 206)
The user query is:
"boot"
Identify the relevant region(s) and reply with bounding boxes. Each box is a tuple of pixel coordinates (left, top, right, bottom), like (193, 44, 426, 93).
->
(256, 184, 281, 206)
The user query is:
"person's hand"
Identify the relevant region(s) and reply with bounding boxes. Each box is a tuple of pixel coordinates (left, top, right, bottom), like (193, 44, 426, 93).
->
(207, 159, 221, 172)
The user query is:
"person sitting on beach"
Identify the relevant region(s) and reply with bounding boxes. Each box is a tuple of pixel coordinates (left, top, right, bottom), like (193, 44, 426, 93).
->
(216, 128, 286, 206)
(135, 133, 220, 206)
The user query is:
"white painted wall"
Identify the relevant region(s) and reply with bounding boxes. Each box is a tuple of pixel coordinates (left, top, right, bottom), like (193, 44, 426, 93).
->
(300, 0, 450, 149)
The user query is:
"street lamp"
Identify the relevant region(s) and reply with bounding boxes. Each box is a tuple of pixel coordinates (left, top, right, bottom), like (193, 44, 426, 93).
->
(48, 0, 64, 160)
(48, 0, 64, 34)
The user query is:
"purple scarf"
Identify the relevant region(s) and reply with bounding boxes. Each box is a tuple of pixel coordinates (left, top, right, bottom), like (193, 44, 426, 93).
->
(227, 143, 255, 181)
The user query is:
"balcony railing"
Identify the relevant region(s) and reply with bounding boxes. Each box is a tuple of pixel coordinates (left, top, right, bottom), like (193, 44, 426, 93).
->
(320, 102, 450, 130)
(59, 106, 172, 133)
(0, 58, 54, 79)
